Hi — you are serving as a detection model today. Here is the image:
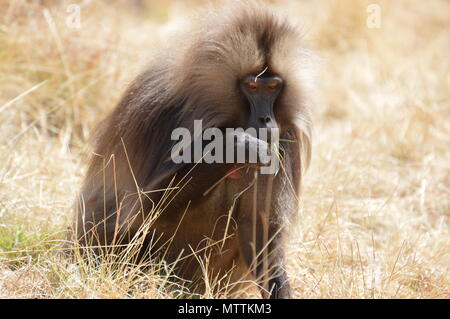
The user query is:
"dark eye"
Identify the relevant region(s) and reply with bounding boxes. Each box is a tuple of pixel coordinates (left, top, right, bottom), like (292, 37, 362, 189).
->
(247, 81, 258, 90)
(267, 82, 278, 90)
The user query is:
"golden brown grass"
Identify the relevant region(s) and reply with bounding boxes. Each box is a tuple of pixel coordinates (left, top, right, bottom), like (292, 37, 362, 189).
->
(0, 0, 448, 298)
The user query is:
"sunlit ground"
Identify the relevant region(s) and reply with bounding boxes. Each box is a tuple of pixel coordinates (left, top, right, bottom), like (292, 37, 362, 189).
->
(0, 0, 448, 298)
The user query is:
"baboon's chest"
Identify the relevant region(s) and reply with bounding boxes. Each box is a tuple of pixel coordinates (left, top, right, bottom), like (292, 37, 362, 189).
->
(151, 178, 252, 262)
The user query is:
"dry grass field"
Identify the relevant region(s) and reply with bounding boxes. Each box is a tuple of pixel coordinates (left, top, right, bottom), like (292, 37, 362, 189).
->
(0, 0, 448, 298)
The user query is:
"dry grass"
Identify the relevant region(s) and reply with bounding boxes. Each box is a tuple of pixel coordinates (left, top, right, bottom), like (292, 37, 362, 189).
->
(0, 0, 448, 298)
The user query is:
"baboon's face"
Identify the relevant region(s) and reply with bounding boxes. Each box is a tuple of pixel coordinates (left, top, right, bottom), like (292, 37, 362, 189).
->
(175, 10, 312, 156)
(239, 73, 283, 138)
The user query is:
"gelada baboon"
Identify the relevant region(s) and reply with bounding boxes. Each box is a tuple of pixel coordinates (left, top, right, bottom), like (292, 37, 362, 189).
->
(73, 2, 314, 299)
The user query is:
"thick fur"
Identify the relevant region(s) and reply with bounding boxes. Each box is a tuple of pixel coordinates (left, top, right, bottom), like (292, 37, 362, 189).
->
(73, 2, 314, 298)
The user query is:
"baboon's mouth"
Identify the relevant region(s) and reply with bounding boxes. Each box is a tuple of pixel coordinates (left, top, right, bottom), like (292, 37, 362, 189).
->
(226, 161, 271, 180)
(227, 164, 242, 179)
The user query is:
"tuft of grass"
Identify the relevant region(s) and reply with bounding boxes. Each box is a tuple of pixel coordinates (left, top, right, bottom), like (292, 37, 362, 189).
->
(0, 224, 60, 266)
